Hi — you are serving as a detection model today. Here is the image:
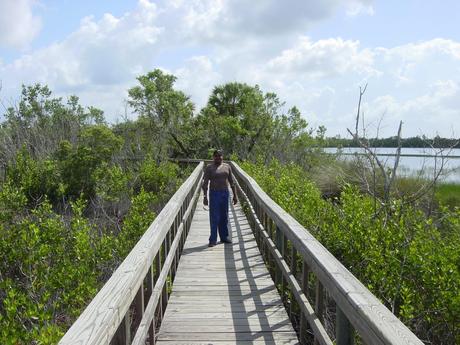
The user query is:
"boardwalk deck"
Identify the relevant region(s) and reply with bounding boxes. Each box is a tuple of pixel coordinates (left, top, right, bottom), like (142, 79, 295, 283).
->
(156, 192, 300, 345)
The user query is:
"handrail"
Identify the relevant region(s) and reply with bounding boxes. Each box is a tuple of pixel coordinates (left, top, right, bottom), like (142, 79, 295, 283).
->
(58, 158, 424, 345)
(59, 162, 204, 345)
(231, 161, 424, 345)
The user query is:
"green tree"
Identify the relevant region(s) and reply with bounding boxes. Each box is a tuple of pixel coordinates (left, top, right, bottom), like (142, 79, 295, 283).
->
(198, 82, 274, 159)
(0, 84, 106, 166)
(6, 147, 61, 205)
(57, 125, 123, 200)
(128, 69, 194, 159)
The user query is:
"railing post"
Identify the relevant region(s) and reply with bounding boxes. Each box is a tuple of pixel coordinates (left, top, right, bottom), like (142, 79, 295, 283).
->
(156, 248, 163, 324)
(262, 210, 267, 243)
(314, 280, 325, 345)
(171, 219, 177, 278)
(146, 264, 155, 344)
(133, 283, 145, 332)
(171, 220, 177, 280)
(145, 265, 153, 306)
(281, 234, 288, 298)
(315, 280, 324, 322)
(336, 307, 354, 345)
(269, 219, 276, 277)
(275, 226, 283, 285)
(112, 313, 130, 345)
(162, 239, 169, 315)
(258, 211, 265, 257)
(289, 245, 297, 319)
(300, 262, 310, 344)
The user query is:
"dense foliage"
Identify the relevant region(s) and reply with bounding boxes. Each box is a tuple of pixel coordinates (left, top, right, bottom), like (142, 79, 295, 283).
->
(1, 68, 458, 344)
(0, 70, 318, 343)
(241, 160, 460, 344)
(0, 80, 184, 343)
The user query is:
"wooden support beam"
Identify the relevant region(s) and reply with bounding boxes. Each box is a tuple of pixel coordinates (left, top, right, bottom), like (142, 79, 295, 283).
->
(337, 307, 354, 345)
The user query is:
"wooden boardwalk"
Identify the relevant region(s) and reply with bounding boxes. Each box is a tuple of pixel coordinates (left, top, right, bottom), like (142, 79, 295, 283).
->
(156, 192, 300, 345)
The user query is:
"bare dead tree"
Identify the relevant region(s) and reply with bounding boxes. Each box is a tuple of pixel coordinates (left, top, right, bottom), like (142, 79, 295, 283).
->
(347, 84, 404, 208)
(346, 84, 457, 216)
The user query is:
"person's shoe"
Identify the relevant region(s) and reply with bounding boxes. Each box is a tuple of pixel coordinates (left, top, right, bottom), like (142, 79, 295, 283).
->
(221, 238, 232, 244)
(208, 242, 217, 247)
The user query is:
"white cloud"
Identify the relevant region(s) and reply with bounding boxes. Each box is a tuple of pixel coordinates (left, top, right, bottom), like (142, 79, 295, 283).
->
(1, 0, 459, 138)
(174, 56, 222, 109)
(266, 36, 376, 80)
(245, 38, 460, 137)
(0, 0, 163, 118)
(365, 80, 460, 137)
(0, 0, 42, 49)
(346, 2, 375, 16)
(171, 0, 374, 44)
(381, 39, 460, 61)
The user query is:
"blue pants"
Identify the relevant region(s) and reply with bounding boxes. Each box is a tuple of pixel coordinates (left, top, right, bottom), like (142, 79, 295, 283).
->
(209, 190, 229, 244)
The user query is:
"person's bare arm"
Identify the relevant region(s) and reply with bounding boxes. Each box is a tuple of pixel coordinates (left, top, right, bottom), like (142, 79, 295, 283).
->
(202, 166, 210, 205)
(228, 165, 238, 205)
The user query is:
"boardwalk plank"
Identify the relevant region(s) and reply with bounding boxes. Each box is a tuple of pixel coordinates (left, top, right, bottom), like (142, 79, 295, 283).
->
(163, 312, 291, 320)
(158, 332, 299, 341)
(157, 341, 299, 345)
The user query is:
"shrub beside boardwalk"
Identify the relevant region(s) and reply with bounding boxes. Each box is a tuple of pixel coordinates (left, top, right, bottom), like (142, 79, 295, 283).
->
(242, 160, 460, 345)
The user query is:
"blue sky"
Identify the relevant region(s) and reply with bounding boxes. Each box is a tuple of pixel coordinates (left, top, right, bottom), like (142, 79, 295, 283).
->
(1, 0, 459, 137)
(310, 1, 460, 47)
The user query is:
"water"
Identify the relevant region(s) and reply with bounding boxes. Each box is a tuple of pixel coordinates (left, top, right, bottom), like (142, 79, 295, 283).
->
(324, 147, 460, 183)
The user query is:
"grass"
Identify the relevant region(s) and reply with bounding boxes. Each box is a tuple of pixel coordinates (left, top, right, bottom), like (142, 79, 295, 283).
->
(307, 156, 460, 210)
(436, 183, 460, 209)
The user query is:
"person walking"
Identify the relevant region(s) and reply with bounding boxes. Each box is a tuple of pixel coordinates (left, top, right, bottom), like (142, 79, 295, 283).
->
(202, 150, 238, 247)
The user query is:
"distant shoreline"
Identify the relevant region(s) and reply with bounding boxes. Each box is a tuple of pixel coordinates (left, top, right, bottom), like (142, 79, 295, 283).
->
(330, 152, 460, 159)
(325, 136, 460, 149)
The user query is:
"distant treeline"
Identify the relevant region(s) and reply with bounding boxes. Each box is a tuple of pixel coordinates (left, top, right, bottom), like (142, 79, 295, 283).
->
(326, 136, 460, 148)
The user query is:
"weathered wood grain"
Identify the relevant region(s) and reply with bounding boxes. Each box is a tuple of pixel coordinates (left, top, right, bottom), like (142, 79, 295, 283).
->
(156, 340, 299, 345)
(157, 331, 299, 341)
(163, 311, 291, 320)
(159, 319, 293, 327)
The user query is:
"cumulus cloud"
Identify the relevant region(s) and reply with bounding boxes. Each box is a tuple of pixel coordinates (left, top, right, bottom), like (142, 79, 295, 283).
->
(246, 38, 460, 137)
(174, 56, 222, 109)
(1, 0, 163, 117)
(381, 39, 460, 60)
(376, 39, 460, 86)
(365, 80, 460, 137)
(170, 0, 374, 44)
(1, 0, 459, 137)
(0, 0, 42, 49)
(266, 36, 376, 79)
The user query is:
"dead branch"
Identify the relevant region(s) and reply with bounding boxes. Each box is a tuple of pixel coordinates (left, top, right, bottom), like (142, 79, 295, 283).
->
(355, 83, 367, 138)
(347, 84, 404, 206)
(387, 120, 403, 200)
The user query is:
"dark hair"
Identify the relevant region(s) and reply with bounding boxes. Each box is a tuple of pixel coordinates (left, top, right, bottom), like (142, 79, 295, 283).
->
(213, 149, 223, 156)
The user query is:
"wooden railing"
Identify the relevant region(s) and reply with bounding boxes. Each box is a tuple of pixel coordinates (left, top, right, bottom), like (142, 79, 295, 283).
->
(59, 159, 425, 345)
(231, 162, 424, 345)
(59, 162, 204, 345)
